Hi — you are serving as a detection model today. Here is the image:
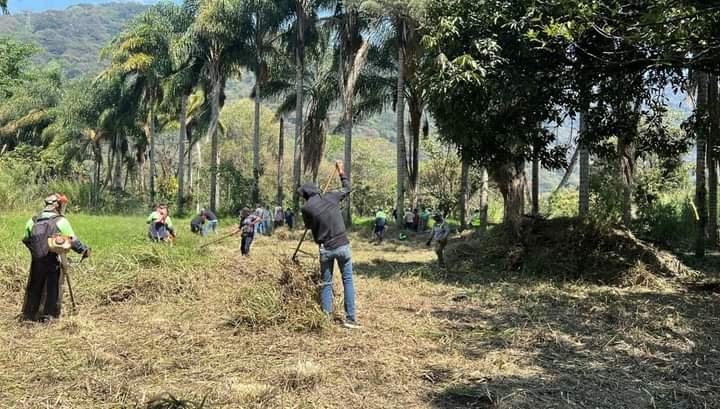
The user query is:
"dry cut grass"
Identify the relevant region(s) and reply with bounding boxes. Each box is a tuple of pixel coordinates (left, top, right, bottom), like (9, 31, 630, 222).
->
(0, 216, 719, 408)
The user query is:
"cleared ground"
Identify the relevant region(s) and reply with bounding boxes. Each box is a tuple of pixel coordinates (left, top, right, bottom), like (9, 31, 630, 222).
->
(0, 214, 718, 408)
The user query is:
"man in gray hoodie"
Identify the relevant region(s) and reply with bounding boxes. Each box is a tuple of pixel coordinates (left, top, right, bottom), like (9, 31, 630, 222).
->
(298, 160, 359, 329)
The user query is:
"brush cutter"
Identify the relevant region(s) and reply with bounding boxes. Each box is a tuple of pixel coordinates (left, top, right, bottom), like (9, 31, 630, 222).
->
(292, 164, 340, 262)
(48, 235, 81, 314)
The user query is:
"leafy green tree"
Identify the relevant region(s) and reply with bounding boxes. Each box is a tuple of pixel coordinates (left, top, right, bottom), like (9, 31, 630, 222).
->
(422, 0, 567, 234)
(176, 0, 251, 213)
(0, 38, 38, 98)
(102, 3, 188, 204)
(331, 1, 373, 224)
(242, 0, 290, 204)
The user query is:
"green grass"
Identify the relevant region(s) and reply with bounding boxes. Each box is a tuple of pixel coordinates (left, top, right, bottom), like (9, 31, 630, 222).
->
(0, 212, 245, 304)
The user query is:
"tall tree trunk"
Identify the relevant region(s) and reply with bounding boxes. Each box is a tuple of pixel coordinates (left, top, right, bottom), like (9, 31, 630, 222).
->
(578, 111, 590, 218)
(708, 75, 718, 246)
(339, 35, 370, 225)
(479, 167, 489, 231)
(187, 142, 193, 198)
(531, 143, 540, 216)
(619, 134, 635, 227)
(92, 140, 103, 210)
(277, 116, 285, 206)
(253, 75, 262, 205)
(292, 1, 305, 220)
(112, 133, 123, 191)
(208, 63, 222, 213)
(696, 72, 710, 257)
(177, 94, 188, 215)
(395, 33, 408, 220)
(149, 108, 157, 205)
(459, 153, 470, 231)
(553, 145, 579, 195)
(137, 145, 146, 193)
(105, 142, 114, 189)
(493, 161, 525, 238)
(408, 96, 422, 208)
(343, 95, 354, 225)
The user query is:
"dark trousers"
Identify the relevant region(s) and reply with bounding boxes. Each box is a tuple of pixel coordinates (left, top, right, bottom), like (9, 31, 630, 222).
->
(241, 234, 254, 256)
(22, 256, 63, 321)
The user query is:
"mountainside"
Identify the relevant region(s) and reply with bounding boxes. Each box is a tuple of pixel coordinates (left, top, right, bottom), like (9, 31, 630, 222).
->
(6, 0, 156, 13)
(0, 2, 148, 78)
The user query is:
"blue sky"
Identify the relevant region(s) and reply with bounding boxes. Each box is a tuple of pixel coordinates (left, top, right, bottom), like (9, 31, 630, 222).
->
(7, 0, 167, 13)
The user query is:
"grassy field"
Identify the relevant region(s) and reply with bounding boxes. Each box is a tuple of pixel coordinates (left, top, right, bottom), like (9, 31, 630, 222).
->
(0, 212, 719, 408)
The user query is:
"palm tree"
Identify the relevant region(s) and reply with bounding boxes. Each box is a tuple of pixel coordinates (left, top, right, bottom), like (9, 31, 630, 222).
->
(177, 0, 251, 213)
(243, 0, 290, 205)
(333, 2, 372, 224)
(101, 3, 184, 204)
(264, 28, 339, 182)
(1, 0, 7, 14)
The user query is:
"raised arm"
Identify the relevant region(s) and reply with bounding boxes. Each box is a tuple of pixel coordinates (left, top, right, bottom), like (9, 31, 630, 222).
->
(327, 160, 351, 203)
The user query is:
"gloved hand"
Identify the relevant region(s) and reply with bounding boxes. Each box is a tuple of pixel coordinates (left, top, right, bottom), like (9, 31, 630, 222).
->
(426, 241, 431, 247)
(82, 248, 92, 259)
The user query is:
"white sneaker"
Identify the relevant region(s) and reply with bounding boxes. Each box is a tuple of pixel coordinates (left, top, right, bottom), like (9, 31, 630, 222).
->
(343, 320, 362, 329)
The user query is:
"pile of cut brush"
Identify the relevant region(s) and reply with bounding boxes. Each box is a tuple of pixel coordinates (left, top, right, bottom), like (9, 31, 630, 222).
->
(227, 258, 328, 332)
(448, 217, 693, 286)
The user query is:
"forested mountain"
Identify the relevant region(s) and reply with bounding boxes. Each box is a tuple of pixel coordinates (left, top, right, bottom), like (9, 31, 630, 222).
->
(6, 0, 157, 13)
(0, 2, 148, 77)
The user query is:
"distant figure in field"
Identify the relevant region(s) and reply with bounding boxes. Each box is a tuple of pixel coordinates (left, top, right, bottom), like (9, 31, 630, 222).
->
(21, 193, 91, 322)
(240, 207, 261, 256)
(147, 204, 175, 242)
(298, 160, 360, 329)
(392, 208, 398, 224)
(254, 205, 265, 236)
(374, 208, 387, 244)
(413, 208, 420, 232)
(201, 207, 218, 236)
(285, 208, 295, 230)
(404, 209, 415, 230)
(262, 205, 273, 235)
(190, 213, 206, 235)
(274, 206, 285, 229)
(420, 208, 430, 232)
(427, 213, 451, 268)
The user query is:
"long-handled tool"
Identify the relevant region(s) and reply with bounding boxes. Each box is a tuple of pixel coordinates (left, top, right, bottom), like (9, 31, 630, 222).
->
(197, 228, 242, 250)
(48, 236, 78, 314)
(292, 164, 339, 262)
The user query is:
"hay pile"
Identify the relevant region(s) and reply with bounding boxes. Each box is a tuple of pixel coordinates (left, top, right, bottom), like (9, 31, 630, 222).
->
(228, 258, 328, 332)
(448, 217, 692, 286)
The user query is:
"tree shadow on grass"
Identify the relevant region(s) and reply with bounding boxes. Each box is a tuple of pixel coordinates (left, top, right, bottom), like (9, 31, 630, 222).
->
(427, 284, 720, 408)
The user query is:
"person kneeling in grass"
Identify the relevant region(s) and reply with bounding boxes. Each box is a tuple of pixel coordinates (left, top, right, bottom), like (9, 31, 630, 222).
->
(239, 208, 262, 256)
(298, 160, 360, 329)
(191, 213, 206, 235)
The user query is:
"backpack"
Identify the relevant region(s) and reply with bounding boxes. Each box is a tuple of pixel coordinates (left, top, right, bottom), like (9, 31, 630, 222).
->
(23, 215, 61, 259)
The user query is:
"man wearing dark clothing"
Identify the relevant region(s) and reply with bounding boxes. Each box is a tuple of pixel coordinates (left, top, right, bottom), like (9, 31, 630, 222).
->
(190, 214, 206, 234)
(22, 194, 90, 322)
(239, 208, 261, 256)
(285, 208, 295, 229)
(298, 160, 359, 329)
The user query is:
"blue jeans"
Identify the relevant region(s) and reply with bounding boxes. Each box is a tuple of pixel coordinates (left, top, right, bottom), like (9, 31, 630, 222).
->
(203, 220, 218, 236)
(319, 244, 356, 321)
(241, 234, 253, 256)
